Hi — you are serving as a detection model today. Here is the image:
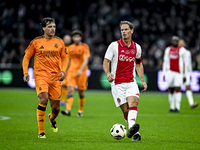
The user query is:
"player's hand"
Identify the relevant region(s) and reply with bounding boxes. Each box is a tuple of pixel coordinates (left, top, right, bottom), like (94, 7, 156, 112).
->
(59, 71, 65, 81)
(141, 81, 147, 93)
(23, 73, 30, 82)
(107, 73, 114, 83)
(76, 70, 82, 77)
(163, 75, 165, 81)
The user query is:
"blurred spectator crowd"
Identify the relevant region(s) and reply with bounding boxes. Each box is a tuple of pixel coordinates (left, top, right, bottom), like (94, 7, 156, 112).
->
(0, 0, 200, 70)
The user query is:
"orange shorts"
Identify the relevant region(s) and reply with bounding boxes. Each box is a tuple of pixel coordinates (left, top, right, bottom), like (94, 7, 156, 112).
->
(61, 78, 67, 87)
(35, 78, 61, 100)
(66, 70, 88, 90)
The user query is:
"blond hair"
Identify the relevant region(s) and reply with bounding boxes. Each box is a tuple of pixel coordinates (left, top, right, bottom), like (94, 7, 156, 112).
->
(119, 21, 134, 30)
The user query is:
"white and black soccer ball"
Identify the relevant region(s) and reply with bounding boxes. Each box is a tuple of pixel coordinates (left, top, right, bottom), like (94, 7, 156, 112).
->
(110, 123, 127, 140)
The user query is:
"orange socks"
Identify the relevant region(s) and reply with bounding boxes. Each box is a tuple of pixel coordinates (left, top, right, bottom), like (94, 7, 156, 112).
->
(65, 95, 86, 113)
(61, 87, 67, 103)
(37, 104, 47, 134)
(66, 95, 74, 111)
(78, 97, 85, 113)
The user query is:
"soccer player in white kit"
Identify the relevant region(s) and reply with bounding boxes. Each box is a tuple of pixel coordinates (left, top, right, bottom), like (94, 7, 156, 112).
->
(178, 39, 198, 109)
(103, 21, 147, 141)
(162, 36, 187, 112)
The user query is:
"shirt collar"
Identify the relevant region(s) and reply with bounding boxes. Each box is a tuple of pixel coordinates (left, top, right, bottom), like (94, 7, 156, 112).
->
(118, 38, 134, 48)
(43, 35, 54, 39)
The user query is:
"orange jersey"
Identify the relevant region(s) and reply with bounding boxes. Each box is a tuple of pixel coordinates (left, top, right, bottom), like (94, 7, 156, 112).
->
(68, 43, 90, 71)
(65, 45, 70, 67)
(61, 45, 70, 86)
(25, 36, 67, 80)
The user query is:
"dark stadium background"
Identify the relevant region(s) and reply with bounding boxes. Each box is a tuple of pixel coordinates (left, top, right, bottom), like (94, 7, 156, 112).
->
(0, 0, 200, 91)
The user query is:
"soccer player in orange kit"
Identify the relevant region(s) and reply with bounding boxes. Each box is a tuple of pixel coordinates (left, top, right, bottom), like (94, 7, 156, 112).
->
(60, 35, 72, 106)
(61, 30, 90, 117)
(22, 17, 67, 138)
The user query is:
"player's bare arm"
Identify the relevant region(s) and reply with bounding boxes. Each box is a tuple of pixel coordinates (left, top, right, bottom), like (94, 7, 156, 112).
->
(136, 63, 147, 92)
(22, 53, 32, 83)
(103, 58, 114, 83)
(76, 57, 89, 77)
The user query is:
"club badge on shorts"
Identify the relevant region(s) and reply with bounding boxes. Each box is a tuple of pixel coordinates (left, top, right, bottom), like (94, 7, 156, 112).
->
(117, 98, 121, 104)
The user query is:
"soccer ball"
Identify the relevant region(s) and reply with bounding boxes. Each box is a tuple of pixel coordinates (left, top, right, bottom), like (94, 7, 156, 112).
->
(110, 123, 127, 140)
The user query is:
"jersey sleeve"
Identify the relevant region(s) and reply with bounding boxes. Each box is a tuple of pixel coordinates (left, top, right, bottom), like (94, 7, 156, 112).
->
(25, 40, 36, 57)
(22, 40, 35, 74)
(104, 42, 115, 61)
(60, 40, 67, 58)
(60, 40, 68, 72)
(162, 47, 170, 74)
(22, 53, 32, 74)
(67, 45, 72, 58)
(181, 47, 191, 75)
(136, 44, 142, 59)
(83, 43, 90, 58)
(187, 50, 192, 73)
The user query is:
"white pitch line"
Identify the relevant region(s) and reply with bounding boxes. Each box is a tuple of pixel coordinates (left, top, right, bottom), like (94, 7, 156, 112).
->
(1, 113, 199, 119)
(138, 114, 200, 117)
(0, 116, 11, 120)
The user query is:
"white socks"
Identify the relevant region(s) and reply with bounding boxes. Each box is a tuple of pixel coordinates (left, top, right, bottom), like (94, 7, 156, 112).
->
(186, 90, 194, 106)
(168, 93, 175, 110)
(168, 91, 181, 111)
(175, 91, 182, 110)
(128, 107, 137, 129)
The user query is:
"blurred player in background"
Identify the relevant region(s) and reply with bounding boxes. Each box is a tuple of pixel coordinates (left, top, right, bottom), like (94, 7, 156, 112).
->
(61, 30, 90, 117)
(162, 36, 187, 112)
(178, 39, 198, 109)
(103, 21, 147, 141)
(60, 35, 72, 107)
(22, 17, 67, 138)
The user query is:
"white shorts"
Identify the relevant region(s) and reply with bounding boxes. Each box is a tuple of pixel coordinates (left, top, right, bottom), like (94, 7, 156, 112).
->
(167, 70, 183, 87)
(111, 82, 140, 107)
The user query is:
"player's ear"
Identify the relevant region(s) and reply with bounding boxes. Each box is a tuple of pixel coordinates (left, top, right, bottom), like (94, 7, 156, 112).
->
(131, 29, 134, 34)
(42, 27, 46, 32)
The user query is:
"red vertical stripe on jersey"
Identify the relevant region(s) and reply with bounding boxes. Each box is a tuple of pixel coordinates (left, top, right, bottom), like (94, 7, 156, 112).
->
(169, 46, 181, 73)
(114, 39, 137, 85)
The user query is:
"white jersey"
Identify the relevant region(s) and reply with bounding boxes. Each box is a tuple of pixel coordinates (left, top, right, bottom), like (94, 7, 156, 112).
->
(104, 39, 142, 85)
(162, 46, 187, 75)
(185, 50, 192, 74)
(184, 49, 192, 85)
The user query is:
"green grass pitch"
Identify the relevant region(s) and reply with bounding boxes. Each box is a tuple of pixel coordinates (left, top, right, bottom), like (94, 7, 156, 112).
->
(0, 89, 200, 150)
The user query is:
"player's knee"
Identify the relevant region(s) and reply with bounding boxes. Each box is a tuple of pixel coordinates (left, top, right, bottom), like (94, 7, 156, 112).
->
(38, 93, 48, 105)
(175, 87, 181, 91)
(133, 101, 139, 107)
(78, 90, 84, 96)
(67, 87, 74, 95)
(129, 99, 139, 107)
(169, 88, 175, 93)
(186, 85, 190, 90)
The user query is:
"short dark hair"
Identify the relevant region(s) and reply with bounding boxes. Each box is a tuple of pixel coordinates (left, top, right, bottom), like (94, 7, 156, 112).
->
(71, 30, 83, 37)
(119, 21, 134, 30)
(40, 17, 55, 28)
